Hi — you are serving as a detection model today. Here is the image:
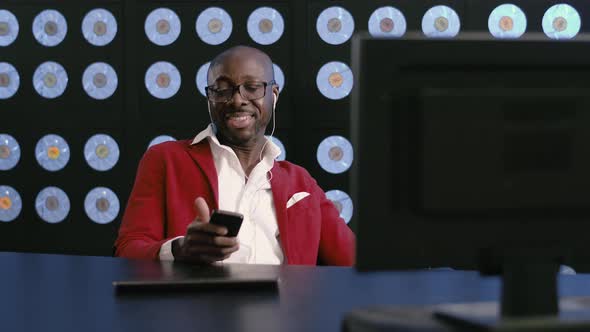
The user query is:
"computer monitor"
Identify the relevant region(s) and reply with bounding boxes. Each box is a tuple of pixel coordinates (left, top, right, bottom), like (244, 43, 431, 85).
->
(348, 32, 590, 330)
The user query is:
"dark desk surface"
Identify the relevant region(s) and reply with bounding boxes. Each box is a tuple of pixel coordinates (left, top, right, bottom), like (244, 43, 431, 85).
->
(2, 252, 590, 332)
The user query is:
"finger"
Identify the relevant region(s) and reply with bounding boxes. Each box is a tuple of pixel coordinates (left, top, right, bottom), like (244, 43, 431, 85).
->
(187, 221, 229, 236)
(193, 197, 210, 223)
(185, 233, 238, 247)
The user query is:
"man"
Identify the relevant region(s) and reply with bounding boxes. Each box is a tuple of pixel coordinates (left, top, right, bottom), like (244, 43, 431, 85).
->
(114, 46, 355, 265)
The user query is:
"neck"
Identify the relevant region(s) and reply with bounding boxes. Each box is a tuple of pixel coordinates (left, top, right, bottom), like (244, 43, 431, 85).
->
(218, 135, 267, 177)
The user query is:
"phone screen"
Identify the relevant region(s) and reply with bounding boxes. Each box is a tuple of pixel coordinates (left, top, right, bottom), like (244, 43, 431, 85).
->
(210, 210, 244, 237)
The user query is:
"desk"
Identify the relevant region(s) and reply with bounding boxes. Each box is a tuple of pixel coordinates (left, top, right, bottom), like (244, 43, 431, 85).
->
(2, 252, 590, 332)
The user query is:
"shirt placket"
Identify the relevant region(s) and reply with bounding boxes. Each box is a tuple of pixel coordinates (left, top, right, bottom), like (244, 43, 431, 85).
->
(232, 155, 262, 263)
(241, 161, 271, 263)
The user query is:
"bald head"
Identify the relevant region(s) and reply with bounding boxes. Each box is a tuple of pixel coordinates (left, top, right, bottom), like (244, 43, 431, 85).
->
(207, 45, 274, 85)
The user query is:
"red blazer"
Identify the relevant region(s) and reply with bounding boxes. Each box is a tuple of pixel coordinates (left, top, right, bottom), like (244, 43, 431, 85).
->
(114, 139, 355, 266)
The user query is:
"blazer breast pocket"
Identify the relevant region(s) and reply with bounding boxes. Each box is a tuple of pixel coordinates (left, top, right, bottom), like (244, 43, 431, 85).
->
(286, 192, 310, 209)
(285, 191, 321, 253)
(285, 191, 316, 226)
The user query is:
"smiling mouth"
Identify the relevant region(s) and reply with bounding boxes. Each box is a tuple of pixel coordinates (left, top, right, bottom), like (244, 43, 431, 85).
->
(224, 112, 255, 129)
(225, 113, 254, 120)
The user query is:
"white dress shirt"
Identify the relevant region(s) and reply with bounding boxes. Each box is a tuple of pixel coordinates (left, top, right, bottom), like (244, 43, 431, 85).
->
(159, 125, 284, 264)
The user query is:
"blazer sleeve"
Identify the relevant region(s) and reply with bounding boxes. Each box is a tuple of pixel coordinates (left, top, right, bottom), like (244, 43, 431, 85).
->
(114, 146, 168, 259)
(313, 180, 356, 266)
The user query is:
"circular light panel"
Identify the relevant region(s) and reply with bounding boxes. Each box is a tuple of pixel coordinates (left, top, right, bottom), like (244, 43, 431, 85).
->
(84, 134, 120, 171)
(316, 61, 353, 100)
(422, 5, 461, 38)
(325, 189, 353, 224)
(316, 6, 355, 45)
(0, 62, 19, 99)
(488, 4, 527, 39)
(542, 4, 581, 40)
(196, 7, 232, 45)
(82, 62, 118, 100)
(33, 9, 68, 47)
(35, 134, 70, 171)
(144, 8, 181, 46)
(247, 7, 284, 45)
(0, 134, 20, 171)
(82, 8, 117, 46)
(0, 185, 21, 222)
(368, 6, 407, 38)
(84, 187, 119, 224)
(145, 61, 181, 99)
(33, 61, 68, 99)
(317, 135, 354, 174)
(148, 135, 176, 149)
(35, 186, 70, 223)
(195, 61, 210, 97)
(0, 10, 19, 46)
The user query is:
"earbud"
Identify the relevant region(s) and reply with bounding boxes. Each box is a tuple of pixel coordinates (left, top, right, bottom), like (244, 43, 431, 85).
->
(272, 93, 277, 111)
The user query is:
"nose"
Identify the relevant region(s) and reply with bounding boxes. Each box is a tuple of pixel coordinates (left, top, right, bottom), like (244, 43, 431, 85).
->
(228, 86, 248, 108)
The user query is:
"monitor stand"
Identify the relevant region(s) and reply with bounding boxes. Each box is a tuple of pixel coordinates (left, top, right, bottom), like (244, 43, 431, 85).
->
(342, 262, 590, 332)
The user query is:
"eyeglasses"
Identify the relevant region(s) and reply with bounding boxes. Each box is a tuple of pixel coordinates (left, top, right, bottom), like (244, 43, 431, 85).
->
(205, 80, 276, 103)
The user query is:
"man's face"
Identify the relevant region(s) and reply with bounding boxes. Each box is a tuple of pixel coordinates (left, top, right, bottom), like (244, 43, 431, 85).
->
(207, 54, 277, 147)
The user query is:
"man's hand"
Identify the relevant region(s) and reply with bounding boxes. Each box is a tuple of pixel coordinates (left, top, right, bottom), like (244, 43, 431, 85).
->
(172, 197, 239, 264)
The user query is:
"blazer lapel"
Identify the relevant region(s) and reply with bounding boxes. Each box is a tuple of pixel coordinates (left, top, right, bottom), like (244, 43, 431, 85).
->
(270, 163, 292, 263)
(184, 140, 219, 210)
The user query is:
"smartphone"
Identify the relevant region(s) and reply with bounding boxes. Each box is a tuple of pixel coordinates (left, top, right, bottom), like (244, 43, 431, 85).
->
(209, 210, 244, 237)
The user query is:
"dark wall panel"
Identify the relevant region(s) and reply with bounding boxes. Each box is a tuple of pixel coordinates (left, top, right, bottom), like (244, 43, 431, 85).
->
(0, 0, 586, 255)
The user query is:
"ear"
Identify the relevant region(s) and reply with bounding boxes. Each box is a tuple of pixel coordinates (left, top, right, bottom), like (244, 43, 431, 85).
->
(272, 86, 279, 110)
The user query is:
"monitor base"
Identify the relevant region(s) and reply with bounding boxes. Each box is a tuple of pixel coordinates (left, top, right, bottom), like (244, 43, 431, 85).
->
(342, 297, 590, 332)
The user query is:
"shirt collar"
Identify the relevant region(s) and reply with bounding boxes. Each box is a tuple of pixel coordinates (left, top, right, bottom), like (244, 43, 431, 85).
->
(191, 124, 282, 161)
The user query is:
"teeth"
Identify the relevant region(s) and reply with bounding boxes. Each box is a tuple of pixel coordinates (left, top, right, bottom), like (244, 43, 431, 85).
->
(227, 114, 251, 121)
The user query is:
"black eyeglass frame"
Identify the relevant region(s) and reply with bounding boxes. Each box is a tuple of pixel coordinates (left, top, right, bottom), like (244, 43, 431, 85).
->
(205, 80, 277, 103)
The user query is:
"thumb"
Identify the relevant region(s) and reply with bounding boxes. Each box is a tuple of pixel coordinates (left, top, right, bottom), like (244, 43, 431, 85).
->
(193, 197, 211, 223)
